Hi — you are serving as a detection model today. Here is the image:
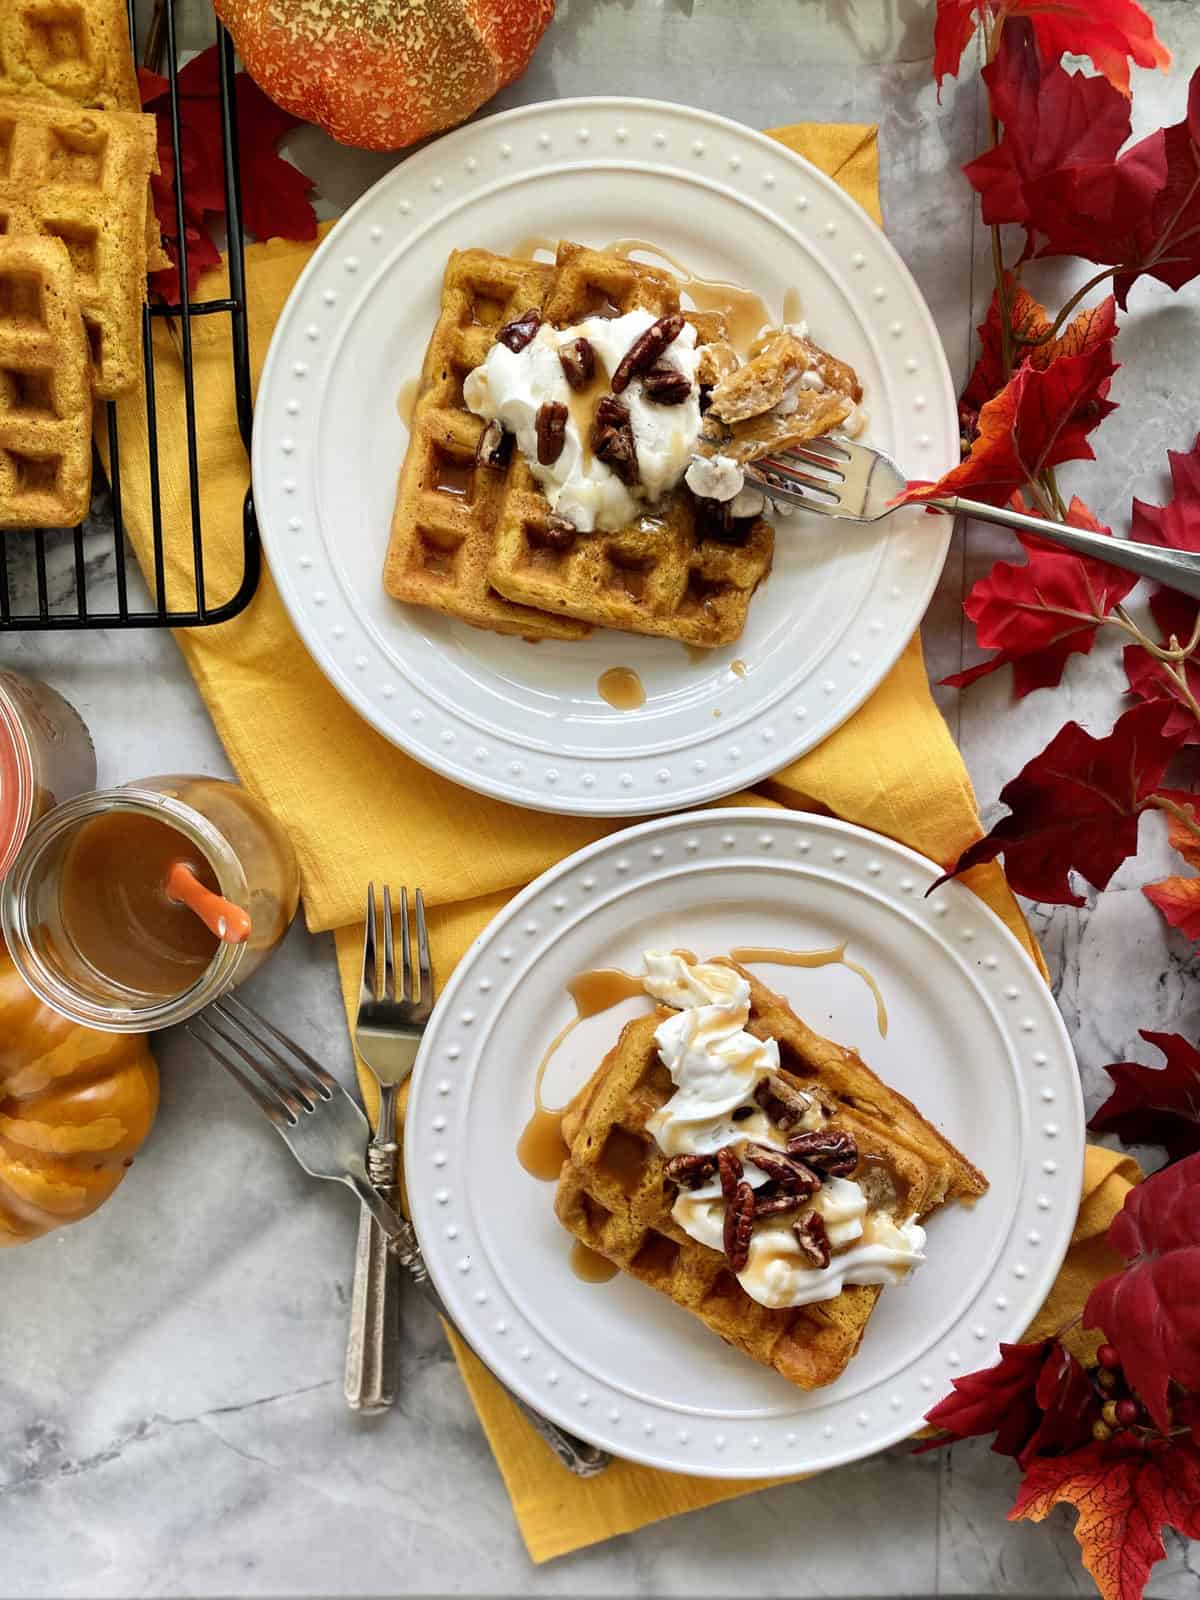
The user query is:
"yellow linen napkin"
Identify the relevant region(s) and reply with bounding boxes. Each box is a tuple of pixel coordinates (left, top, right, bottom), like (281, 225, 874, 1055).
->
(97, 118, 1134, 1563)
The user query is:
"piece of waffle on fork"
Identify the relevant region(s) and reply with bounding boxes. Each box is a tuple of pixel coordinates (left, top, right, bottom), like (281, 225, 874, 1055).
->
(555, 960, 986, 1391)
(0, 234, 92, 528)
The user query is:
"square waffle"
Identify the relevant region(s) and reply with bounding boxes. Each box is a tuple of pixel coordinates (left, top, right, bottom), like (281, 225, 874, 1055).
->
(0, 233, 91, 528)
(555, 961, 986, 1391)
(383, 248, 589, 639)
(485, 242, 775, 648)
(0, 96, 157, 397)
(0, 0, 140, 113)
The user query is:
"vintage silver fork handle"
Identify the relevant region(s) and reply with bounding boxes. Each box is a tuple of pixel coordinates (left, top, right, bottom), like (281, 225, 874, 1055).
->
(344, 1083, 403, 1414)
(933, 495, 1200, 602)
(344, 1172, 611, 1478)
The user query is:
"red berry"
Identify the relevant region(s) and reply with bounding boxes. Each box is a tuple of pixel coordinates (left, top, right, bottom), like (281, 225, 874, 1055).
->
(1115, 1399, 1139, 1427)
(1097, 1343, 1122, 1370)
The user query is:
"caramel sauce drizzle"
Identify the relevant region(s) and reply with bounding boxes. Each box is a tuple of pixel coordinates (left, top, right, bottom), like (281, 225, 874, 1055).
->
(569, 1239, 620, 1283)
(729, 943, 888, 1038)
(597, 667, 645, 710)
(396, 376, 420, 427)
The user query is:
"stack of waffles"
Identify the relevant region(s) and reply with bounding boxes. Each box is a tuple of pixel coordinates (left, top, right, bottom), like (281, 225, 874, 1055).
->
(555, 961, 986, 1390)
(384, 242, 782, 648)
(0, 0, 161, 527)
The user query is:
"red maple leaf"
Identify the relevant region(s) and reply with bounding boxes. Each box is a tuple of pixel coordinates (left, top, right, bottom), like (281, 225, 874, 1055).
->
(1091, 1031, 1200, 1164)
(922, 1339, 1098, 1465)
(140, 44, 316, 299)
(965, 24, 1133, 233)
(944, 700, 1187, 904)
(1012, 1437, 1200, 1600)
(1112, 69, 1200, 306)
(902, 339, 1117, 510)
(1129, 434, 1200, 553)
(933, 1, 1169, 96)
(962, 280, 1117, 412)
(1123, 589, 1200, 743)
(944, 496, 1135, 696)
(1083, 1152, 1200, 1431)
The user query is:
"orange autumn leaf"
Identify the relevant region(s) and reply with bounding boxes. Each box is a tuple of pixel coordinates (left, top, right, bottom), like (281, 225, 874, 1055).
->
(962, 279, 1117, 410)
(1143, 789, 1200, 939)
(1011, 1439, 1200, 1600)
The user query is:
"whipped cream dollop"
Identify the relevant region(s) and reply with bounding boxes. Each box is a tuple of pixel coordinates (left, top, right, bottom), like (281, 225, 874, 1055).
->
(642, 950, 926, 1310)
(463, 309, 702, 533)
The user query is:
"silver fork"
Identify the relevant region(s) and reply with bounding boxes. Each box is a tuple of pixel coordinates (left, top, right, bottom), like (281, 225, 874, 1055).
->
(345, 885, 431, 1415)
(743, 435, 1200, 600)
(189, 995, 610, 1477)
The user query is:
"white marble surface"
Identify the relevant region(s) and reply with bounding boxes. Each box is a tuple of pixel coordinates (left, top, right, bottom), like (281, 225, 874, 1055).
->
(3, 1, 1200, 1593)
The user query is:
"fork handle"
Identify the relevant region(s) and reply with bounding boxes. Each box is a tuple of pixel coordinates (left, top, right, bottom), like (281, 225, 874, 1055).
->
(344, 1084, 402, 1414)
(938, 495, 1200, 602)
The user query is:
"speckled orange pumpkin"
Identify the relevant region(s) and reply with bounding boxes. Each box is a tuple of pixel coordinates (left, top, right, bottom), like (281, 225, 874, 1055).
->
(0, 951, 158, 1246)
(213, 0, 557, 152)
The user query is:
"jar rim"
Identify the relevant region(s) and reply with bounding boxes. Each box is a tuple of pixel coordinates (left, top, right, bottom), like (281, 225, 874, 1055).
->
(0, 679, 34, 881)
(0, 786, 249, 1033)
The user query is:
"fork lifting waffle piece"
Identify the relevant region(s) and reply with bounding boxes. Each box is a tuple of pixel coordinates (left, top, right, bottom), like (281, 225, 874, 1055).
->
(484, 243, 775, 648)
(555, 961, 986, 1391)
(0, 234, 91, 528)
(0, 96, 157, 397)
(383, 248, 588, 639)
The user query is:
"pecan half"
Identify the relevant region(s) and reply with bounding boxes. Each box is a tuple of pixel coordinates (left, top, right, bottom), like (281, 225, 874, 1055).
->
(786, 1128, 859, 1178)
(496, 309, 541, 352)
(642, 361, 691, 405)
(716, 1145, 743, 1201)
(698, 383, 714, 415)
(526, 514, 577, 552)
(535, 401, 568, 465)
(475, 418, 512, 468)
(611, 313, 685, 393)
(739, 1142, 820, 1198)
(754, 1187, 802, 1218)
(754, 1075, 813, 1131)
(731, 1104, 755, 1123)
(723, 1181, 756, 1272)
(663, 1151, 717, 1189)
(794, 1210, 832, 1268)
(591, 394, 639, 484)
(558, 336, 595, 391)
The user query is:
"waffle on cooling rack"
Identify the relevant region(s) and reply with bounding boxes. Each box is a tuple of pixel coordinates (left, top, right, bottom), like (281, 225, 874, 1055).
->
(0, 0, 140, 113)
(0, 96, 157, 397)
(385, 242, 776, 647)
(383, 249, 589, 638)
(555, 961, 986, 1391)
(0, 235, 91, 527)
(485, 244, 775, 648)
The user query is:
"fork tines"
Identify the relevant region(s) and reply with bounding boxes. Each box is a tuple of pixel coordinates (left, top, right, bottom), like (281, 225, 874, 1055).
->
(189, 994, 337, 1127)
(361, 882, 431, 1015)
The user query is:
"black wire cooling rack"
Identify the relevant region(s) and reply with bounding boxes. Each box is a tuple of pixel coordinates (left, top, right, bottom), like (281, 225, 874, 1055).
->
(0, 0, 260, 631)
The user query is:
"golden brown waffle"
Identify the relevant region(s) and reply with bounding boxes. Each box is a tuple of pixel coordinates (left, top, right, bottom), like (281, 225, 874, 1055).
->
(486, 243, 775, 648)
(382, 248, 588, 639)
(555, 961, 986, 1391)
(0, 0, 140, 113)
(0, 234, 91, 528)
(0, 96, 157, 397)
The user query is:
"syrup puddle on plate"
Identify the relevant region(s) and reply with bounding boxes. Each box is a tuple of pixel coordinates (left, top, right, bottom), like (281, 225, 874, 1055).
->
(396, 376, 420, 427)
(597, 667, 645, 710)
(569, 1239, 620, 1283)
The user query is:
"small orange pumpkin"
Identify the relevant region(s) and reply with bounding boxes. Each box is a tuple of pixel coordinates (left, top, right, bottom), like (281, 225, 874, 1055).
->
(213, 0, 557, 153)
(0, 951, 158, 1247)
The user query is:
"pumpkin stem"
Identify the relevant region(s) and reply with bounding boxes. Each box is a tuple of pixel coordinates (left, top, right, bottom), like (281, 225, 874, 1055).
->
(165, 862, 251, 945)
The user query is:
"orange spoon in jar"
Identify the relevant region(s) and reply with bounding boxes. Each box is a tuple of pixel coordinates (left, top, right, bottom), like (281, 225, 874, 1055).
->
(165, 861, 252, 945)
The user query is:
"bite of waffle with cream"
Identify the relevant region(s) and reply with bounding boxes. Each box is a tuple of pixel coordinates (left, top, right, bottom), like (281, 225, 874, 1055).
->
(384, 240, 863, 647)
(554, 952, 985, 1391)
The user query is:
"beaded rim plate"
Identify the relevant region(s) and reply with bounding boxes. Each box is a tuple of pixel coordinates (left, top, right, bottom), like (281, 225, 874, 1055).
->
(254, 97, 956, 816)
(404, 810, 1084, 1478)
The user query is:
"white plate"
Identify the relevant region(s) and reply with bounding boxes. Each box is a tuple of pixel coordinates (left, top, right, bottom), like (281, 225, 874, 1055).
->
(253, 98, 956, 816)
(405, 810, 1083, 1478)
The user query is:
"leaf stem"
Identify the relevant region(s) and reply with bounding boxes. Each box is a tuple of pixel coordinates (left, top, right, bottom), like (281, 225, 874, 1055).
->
(1148, 792, 1200, 848)
(1012, 267, 1123, 348)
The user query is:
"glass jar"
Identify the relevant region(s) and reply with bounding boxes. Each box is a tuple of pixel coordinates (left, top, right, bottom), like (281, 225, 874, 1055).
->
(0, 670, 96, 878)
(1, 775, 300, 1032)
